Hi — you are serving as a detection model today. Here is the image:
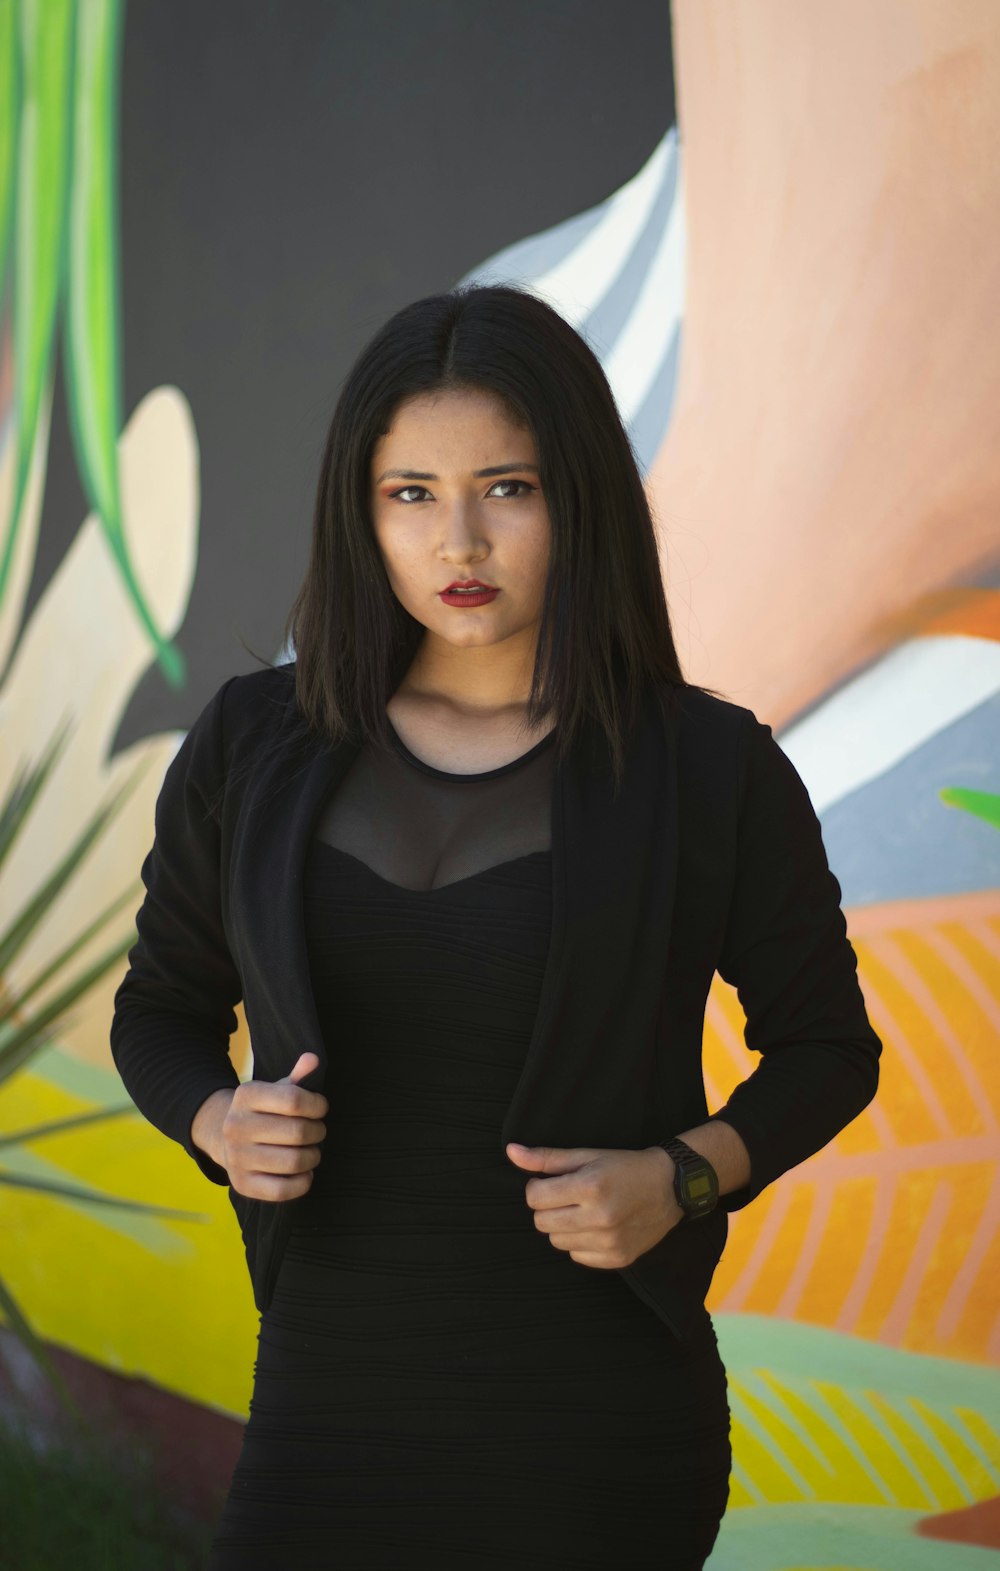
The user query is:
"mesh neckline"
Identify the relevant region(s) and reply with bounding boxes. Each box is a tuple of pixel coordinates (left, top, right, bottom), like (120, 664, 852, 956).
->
(386, 718, 557, 782)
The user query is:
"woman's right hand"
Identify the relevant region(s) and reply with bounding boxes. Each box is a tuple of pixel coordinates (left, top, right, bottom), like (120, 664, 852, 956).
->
(191, 1051, 329, 1200)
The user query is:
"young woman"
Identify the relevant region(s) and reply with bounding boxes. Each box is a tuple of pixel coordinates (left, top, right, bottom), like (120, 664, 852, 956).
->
(111, 282, 882, 1570)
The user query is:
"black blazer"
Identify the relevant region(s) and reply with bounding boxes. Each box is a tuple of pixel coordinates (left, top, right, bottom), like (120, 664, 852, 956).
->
(110, 663, 881, 1340)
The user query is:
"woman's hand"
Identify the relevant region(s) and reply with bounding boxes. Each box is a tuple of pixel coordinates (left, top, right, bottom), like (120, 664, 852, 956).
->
(505, 1142, 683, 1269)
(192, 1052, 329, 1201)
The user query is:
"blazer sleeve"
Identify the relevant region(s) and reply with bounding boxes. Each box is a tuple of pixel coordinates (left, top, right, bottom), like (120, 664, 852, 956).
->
(706, 709, 882, 1209)
(109, 675, 244, 1185)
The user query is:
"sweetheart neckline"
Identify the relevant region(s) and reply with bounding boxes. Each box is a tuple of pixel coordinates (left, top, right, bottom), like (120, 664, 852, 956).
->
(307, 839, 551, 894)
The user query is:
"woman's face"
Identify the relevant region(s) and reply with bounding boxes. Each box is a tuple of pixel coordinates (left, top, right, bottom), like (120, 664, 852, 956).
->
(369, 386, 551, 664)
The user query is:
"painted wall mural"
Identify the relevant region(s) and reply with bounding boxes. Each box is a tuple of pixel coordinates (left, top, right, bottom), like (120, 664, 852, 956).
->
(1, 2, 998, 1566)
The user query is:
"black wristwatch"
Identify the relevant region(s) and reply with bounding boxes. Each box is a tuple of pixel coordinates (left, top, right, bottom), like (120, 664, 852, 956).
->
(658, 1137, 719, 1220)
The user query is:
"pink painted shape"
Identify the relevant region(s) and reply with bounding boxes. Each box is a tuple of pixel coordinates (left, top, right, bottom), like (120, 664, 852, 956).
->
(873, 929, 999, 1132)
(776, 1180, 834, 1319)
(925, 925, 1000, 1059)
(715, 1180, 795, 1313)
(935, 1164, 1000, 1341)
(705, 988, 756, 1085)
(835, 1174, 899, 1334)
(720, 1136, 998, 1339)
(856, 947, 953, 1138)
(702, 1066, 725, 1111)
(988, 1304, 1000, 1362)
(879, 1180, 953, 1345)
(804, 1133, 998, 1180)
(968, 919, 1000, 966)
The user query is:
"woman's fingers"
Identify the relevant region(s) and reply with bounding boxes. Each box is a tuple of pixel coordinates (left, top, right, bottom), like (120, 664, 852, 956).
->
(228, 1109, 326, 1147)
(236, 1078, 329, 1121)
(233, 1168, 317, 1203)
(223, 1056, 330, 1199)
(225, 1134, 323, 1198)
(281, 1051, 320, 1084)
(255, 1141, 323, 1175)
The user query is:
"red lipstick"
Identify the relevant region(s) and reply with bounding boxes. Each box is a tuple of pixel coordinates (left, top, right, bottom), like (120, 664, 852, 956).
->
(439, 579, 500, 608)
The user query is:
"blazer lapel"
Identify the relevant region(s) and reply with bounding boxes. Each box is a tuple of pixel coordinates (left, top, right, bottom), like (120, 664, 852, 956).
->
(232, 716, 362, 1088)
(499, 685, 679, 1150)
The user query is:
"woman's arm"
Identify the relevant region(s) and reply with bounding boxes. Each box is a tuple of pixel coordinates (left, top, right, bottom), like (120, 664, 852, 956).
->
(697, 710, 883, 1210)
(651, 1117, 752, 1198)
(110, 676, 244, 1185)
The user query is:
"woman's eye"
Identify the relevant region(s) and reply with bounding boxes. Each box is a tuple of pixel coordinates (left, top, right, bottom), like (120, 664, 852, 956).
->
(490, 479, 533, 499)
(388, 480, 535, 504)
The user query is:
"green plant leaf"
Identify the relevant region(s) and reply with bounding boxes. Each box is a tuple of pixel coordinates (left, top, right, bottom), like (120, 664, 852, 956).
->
(1, 878, 142, 1023)
(0, 1169, 208, 1221)
(0, 1275, 82, 1425)
(0, 760, 149, 975)
(0, 1021, 65, 1086)
(0, 1101, 135, 1148)
(0, 714, 74, 870)
(0, 742, 154, 1086)
(0, 925, 136, 1087)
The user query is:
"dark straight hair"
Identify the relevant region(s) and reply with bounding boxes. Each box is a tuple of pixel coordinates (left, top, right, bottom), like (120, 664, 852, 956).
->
(245, 281, 722, 798)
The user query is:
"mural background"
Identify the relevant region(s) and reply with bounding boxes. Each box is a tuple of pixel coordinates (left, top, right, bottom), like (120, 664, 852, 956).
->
(1, 1, 998, 1564)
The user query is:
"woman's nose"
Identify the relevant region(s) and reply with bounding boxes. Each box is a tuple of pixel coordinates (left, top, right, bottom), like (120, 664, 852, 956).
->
(438, 498, 488, 550)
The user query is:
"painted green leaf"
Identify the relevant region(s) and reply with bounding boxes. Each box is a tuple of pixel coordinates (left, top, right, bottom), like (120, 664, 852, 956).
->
(63, 0, 182, 684)
(939, 787, 1000, 832)
(0, 0, 74, 606)
(0, 2, 18, 319)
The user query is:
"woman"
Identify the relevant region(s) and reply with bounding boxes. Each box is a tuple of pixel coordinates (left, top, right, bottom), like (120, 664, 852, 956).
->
(110, 282, 882, 1569)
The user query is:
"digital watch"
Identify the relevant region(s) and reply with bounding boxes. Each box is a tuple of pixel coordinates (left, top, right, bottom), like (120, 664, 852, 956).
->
(657, 1136, 719, 1220)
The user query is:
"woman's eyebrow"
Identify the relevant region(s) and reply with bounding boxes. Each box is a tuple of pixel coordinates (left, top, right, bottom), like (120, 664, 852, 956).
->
(375, 463, 540, 483)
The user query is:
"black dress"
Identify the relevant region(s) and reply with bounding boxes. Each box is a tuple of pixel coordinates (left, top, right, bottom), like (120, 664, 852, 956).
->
(208, 719, 731, 1570)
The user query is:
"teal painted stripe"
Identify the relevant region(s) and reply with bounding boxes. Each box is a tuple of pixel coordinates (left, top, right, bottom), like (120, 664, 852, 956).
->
(726, 1383, 822, 1501)
(792, 1377, 905, 1507)
(949, 1410, 1000, 1492)
(0, 1144, 200, 1259)
(837, 1385, 944, 1508)
(706, 1503, 1000, 1571)
(25, 1042, 127, 1105)
(741, 1368, 852, 1477)
(897, 1393, 982, 1503)
(728, 1458, 766, 1506)
(715, 1313, 1000, 1411)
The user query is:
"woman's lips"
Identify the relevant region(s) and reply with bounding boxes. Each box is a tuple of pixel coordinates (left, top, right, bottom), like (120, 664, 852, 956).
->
(439, 586, 501, 607)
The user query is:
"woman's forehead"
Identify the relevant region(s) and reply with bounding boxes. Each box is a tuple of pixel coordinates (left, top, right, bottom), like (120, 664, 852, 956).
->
(374, 388, 535, 459)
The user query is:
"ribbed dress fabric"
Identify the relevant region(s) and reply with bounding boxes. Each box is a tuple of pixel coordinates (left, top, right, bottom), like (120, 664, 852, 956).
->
(208, 719, 732, 1570)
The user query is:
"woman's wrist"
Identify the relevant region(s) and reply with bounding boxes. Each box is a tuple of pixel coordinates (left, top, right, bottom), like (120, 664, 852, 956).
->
(190, 1087, 236, 1170)
(671, 1118, 752, 1197)
(646, 1119, 752, 1200)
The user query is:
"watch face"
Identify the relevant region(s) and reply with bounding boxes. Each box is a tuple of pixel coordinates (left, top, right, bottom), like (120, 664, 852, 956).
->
(675, 1154, 719, 1217)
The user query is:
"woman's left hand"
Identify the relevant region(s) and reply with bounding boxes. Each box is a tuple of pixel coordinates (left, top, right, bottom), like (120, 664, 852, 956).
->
(505, 1142, 683, 1268)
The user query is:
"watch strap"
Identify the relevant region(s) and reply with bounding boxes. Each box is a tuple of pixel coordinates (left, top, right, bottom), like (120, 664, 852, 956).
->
(657, 1135, 720, 1219)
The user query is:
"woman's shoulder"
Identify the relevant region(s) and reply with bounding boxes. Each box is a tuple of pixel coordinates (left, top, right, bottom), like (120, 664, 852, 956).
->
(655, 679, 756, 746)
(186, 663, 303, 816)
(224, 660, 297, 727)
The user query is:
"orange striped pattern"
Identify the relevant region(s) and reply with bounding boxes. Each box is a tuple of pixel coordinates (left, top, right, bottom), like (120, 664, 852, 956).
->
(705, 894, 1000, 1364)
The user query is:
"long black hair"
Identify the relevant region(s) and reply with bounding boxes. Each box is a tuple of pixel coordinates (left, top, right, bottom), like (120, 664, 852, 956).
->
(240, 281, 723, 798)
